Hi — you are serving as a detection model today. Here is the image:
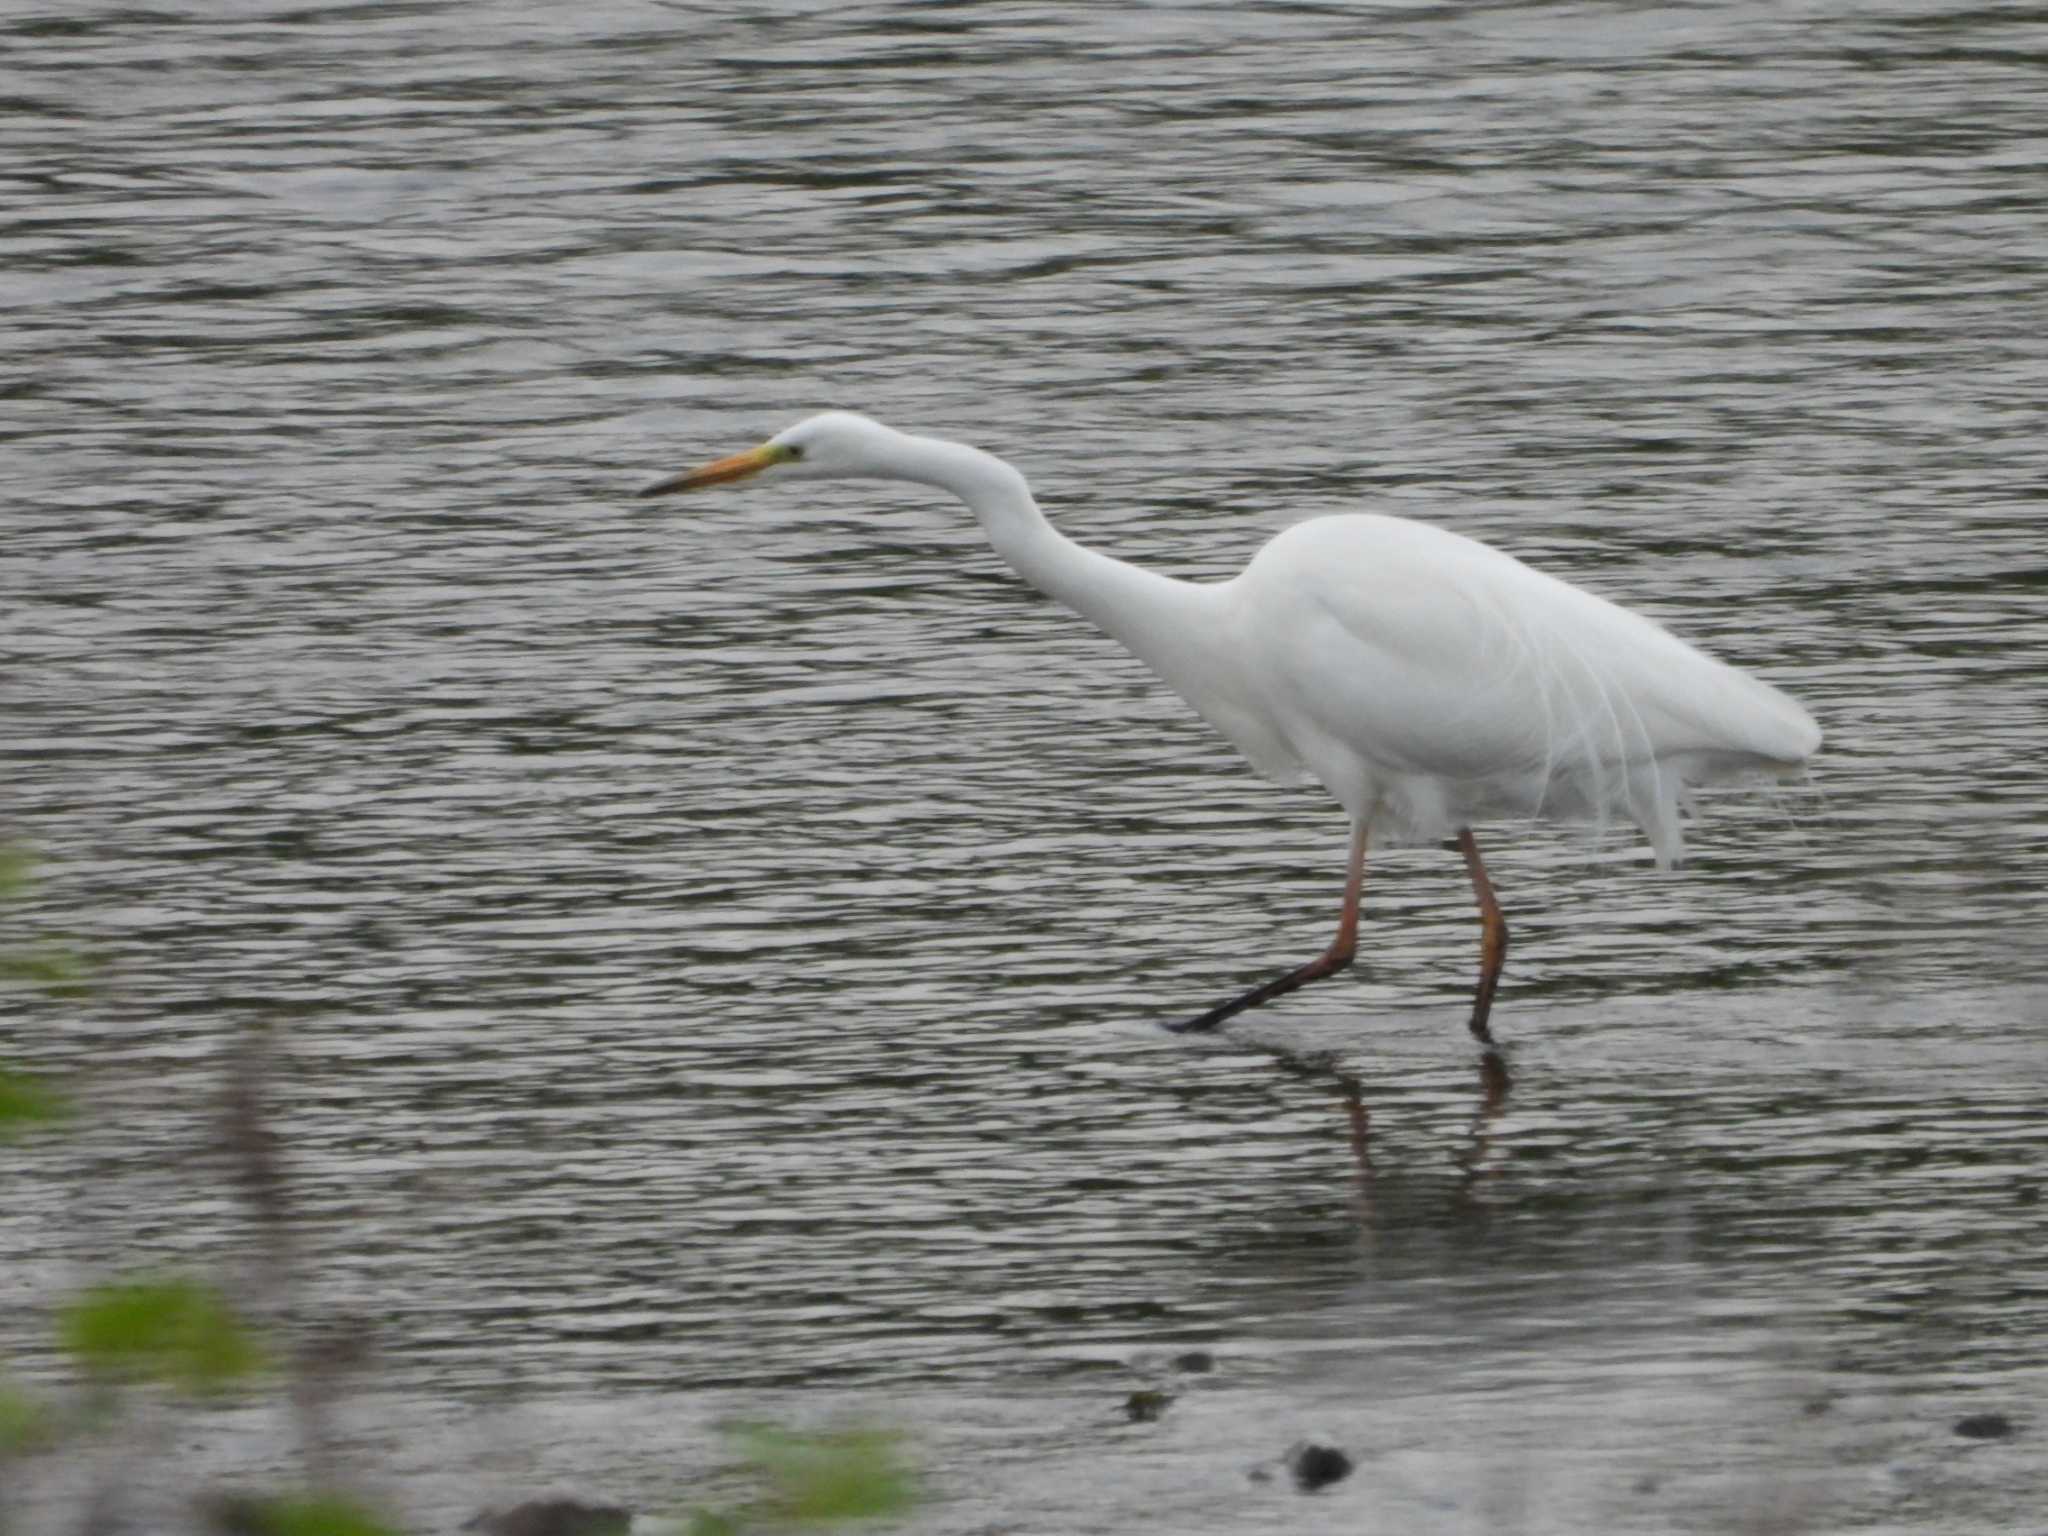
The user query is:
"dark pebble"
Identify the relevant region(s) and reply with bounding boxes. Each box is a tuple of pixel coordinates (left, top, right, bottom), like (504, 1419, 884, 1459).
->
(463, 1498, 632, 1536)
(196, 1494, 275, 1536)
(1171, 1350, 1216, 1374)
(1953, 1412, 2014, 1441)
(1124, 1389, 1173, 1423)
(1288, 1442, 1353, 1492)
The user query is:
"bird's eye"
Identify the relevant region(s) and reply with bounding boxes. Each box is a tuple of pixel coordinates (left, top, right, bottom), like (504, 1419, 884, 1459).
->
(784, 445, 804, 461)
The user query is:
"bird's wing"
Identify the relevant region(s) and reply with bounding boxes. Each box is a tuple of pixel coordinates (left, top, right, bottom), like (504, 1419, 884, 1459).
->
(1247, 515, 1816, 782)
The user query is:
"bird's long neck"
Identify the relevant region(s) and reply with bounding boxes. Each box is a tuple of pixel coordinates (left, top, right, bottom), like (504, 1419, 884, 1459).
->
(890, 433, 1226, 680)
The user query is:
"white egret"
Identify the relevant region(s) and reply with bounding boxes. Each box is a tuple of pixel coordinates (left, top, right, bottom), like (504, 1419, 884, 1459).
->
(641, 411, 1819, 1042)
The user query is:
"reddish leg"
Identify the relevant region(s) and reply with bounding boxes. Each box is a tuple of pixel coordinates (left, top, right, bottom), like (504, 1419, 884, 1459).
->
(1456, 828, 1510, 1044)
(1167, 819, 1369, 1035)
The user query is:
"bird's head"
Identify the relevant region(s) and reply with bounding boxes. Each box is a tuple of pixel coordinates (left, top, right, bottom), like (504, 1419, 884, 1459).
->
(637, 410, 909, 497)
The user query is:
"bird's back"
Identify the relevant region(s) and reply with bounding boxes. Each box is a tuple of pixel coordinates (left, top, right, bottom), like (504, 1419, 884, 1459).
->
(1223, 513, 1818, 864)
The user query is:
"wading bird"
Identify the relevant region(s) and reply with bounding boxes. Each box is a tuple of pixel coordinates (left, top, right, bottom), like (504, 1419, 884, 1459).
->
(641, 412, 1818, 1042)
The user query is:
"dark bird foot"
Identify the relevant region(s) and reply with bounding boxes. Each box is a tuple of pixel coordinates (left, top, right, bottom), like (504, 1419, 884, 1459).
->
(1163, 1002, 1233, 1035)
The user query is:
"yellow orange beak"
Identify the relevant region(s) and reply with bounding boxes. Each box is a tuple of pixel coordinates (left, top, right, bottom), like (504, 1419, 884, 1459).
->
(637, 441, 790, 497)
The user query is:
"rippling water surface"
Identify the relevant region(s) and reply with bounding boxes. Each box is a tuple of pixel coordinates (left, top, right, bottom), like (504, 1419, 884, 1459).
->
(5, 2, 2047, 1530)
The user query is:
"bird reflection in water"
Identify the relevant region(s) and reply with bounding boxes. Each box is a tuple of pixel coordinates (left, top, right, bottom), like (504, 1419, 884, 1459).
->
(1268, 1044, 1513, 1193)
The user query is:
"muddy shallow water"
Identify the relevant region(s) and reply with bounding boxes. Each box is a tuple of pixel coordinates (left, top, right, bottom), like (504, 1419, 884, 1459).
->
(6, 1, 2047, 1530)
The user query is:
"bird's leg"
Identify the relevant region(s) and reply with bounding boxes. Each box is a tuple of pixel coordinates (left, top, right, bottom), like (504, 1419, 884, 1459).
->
(1166, 818, 1368, 1035)
(1455, 828, 1510, 1044)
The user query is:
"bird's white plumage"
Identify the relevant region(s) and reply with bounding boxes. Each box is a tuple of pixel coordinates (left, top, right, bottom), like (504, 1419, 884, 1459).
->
(1206, 513, 1818, 864)
(653, 411, 1819, 871)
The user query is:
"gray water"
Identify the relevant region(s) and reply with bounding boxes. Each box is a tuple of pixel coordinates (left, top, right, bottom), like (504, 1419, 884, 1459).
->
(5, 2, 2047, 1531)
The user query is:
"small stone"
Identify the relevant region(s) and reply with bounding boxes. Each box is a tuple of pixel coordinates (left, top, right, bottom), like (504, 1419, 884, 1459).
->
(1288, 1442, 1353, 1492)
(1170, 1350, 1216, 1374)
(1953, 1412, 2014, 1441)
(463, 1498, 632, 1536)
(196, 1494, 274, 1536)
(1124, 1389, 1173, 1423)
